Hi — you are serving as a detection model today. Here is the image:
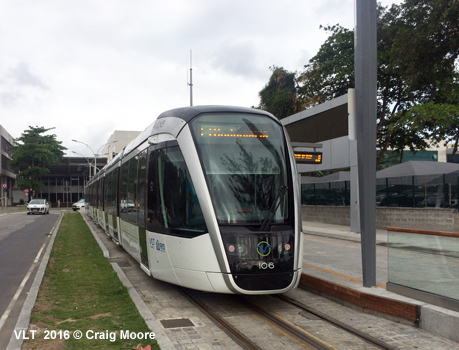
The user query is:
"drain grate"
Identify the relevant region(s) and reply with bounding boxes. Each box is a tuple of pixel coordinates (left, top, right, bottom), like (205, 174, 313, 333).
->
(160, 318, 194, 329)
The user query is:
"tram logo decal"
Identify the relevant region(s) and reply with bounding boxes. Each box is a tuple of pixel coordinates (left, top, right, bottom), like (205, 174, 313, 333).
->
(254, 241, 273, 256)
(149, 238, 166, 252)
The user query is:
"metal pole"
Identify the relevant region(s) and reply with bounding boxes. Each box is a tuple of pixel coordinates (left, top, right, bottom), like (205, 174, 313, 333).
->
(189, 50, 193, 106)
(348, 88, 360, 233)
(355, 0, 377, 287)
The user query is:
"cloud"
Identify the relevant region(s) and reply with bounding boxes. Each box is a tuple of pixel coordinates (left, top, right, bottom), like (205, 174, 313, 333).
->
(210, 41, 264, 78)
(7, 63, 49, 90)
(0, 0, 403, 156)
(0, 91, 22, 106)
(0, 63, 49, 108)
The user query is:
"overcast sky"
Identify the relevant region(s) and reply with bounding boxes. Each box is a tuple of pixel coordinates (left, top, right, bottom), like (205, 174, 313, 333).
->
(1, 0, 402, 157)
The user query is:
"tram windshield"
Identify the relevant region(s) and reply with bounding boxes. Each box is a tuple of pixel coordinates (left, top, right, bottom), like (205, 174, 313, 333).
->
(191, 113, 290, 226)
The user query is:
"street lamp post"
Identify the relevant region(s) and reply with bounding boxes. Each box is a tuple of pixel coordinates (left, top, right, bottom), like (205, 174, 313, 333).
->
(71, 151, 92, 181)
(72, 139, 118, 177)
(72, 139, 96, 178)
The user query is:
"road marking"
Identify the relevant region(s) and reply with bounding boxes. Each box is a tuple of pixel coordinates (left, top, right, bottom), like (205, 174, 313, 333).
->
(0, 243, 46, 332)
(47, 225, 55, 236)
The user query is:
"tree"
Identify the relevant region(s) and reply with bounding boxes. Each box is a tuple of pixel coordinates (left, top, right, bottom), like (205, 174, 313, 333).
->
(258, 66, 302, 120)
(395, 102, 459, 161)
(298, 25, 355, 107)
(274, 0, 459, 167)
(10, 126, 66, 198)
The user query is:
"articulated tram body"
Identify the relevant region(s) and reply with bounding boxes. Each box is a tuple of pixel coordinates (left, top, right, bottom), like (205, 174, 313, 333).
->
(85, 106, 303, 294)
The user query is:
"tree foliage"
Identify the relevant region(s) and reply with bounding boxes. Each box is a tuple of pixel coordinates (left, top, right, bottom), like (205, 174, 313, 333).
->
(298, 25, 355, 106)
(11, 126, 67, 195)
(258, 0, 459, 167)
(258, 66, 302, 120)
(396, 102, 459, 161)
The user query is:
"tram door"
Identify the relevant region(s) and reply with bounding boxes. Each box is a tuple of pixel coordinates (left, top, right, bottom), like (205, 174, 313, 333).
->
(137, 150, 149, 267)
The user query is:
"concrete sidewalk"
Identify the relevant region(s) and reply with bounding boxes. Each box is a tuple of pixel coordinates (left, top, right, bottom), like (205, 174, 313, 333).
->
(301, 220, 459, 343)
(302, 220, 388, 244)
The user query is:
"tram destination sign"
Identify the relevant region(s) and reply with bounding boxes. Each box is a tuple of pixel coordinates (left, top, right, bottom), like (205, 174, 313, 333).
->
(294, 151, 322, 164)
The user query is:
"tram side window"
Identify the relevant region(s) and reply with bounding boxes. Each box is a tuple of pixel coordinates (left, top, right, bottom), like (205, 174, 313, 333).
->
(119, 159, 138, 224)
(157, 146, 207, 236)
(119, 161, 130, 221)
(99, 178, 104, 210)
(95, 181, 99, 209)
(104, 172, 111, 214)
(105, 169, 118, 216)
(146, 149, 162, 233)
(127, 159, 138, 224)
(137, 150, 147, 226)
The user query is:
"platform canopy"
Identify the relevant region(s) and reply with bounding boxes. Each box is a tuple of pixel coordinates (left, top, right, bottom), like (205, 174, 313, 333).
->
(281, 94, 349, 144)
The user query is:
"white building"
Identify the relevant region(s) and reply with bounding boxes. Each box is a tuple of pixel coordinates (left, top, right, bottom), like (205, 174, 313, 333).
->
(0, 125, 16, 206)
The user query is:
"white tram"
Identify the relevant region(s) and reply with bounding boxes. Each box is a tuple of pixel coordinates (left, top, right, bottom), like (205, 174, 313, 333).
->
(85, 106, 303, 294)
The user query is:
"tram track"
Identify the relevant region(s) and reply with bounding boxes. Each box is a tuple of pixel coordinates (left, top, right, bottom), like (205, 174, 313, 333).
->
(180, 287, 395, 350)
(277, 295, 397, 350)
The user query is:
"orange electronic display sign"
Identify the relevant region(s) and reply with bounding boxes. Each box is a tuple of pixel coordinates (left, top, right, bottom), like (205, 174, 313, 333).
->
(294, 151, 322, 164)
(199, 125, 268, 138)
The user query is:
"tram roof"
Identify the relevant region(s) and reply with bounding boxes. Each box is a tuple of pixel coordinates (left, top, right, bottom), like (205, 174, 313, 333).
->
(95, 105, 282, 177)
(157, 105, 278, 123)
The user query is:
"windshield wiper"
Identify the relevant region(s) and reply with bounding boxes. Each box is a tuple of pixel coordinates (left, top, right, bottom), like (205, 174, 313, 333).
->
(259, 185, 288, 232)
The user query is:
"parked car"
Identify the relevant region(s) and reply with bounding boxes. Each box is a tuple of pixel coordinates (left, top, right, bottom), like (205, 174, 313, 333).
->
(27, 199, 50, 215)
(72, 199, 85, 211)
(120, 200, 136, 212)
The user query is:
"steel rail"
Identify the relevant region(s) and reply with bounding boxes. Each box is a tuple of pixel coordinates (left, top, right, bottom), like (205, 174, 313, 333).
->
(278, 295, 397, 350)
(180, 288, 262, 350)
(239, 296, 337, 350)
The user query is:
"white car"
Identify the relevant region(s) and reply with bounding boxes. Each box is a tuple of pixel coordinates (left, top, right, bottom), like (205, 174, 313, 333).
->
(120, 200, 136, 212)
(72, 199, 85, 211)
(27, 199, 50, 215)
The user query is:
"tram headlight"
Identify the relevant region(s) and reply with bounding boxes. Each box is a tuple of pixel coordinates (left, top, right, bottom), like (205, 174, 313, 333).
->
(237, 244, 248, 256)
(227, 244, 248, 256)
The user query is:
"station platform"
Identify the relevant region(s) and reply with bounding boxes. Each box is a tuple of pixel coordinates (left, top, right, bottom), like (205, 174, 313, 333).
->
(301, 220, 459, 343)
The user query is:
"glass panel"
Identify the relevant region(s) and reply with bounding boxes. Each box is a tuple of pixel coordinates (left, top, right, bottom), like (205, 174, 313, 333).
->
(146, 149, 162, 233)
(137, 150, 148, 227)
(388, 229, 459, 301)
(105, 169, 117, 216)
(156, 146, 207, 235)
(119, 161, 130, 221)
(191, 113, 289, 225)
(127, 158, 138, 224)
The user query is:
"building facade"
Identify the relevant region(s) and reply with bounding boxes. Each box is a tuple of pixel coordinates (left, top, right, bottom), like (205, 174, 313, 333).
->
(0, 126, 15, 206)
(101, 130, 141, 162)
(1, 126, 140, 207)
(40, 156, 107, 207)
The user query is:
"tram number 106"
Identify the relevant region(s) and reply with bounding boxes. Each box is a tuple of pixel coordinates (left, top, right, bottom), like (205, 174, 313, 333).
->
(258, 262, 275, 270)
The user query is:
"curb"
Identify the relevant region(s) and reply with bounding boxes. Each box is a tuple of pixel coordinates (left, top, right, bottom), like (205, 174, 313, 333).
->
(300, 273, 420, 324)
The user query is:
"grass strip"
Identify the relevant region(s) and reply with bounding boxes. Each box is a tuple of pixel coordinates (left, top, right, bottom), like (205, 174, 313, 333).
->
(23, 212, 159, 350)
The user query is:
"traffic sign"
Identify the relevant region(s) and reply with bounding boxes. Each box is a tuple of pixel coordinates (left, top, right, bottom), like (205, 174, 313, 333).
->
(2, 183, 6, 189)
(24, 189, 29, 194)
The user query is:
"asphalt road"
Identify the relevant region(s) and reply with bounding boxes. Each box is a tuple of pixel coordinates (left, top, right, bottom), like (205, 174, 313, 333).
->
(0, 211, 61, 350)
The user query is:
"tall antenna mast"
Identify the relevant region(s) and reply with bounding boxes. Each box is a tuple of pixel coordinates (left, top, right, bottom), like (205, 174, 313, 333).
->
(188, 50, 193, 106)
